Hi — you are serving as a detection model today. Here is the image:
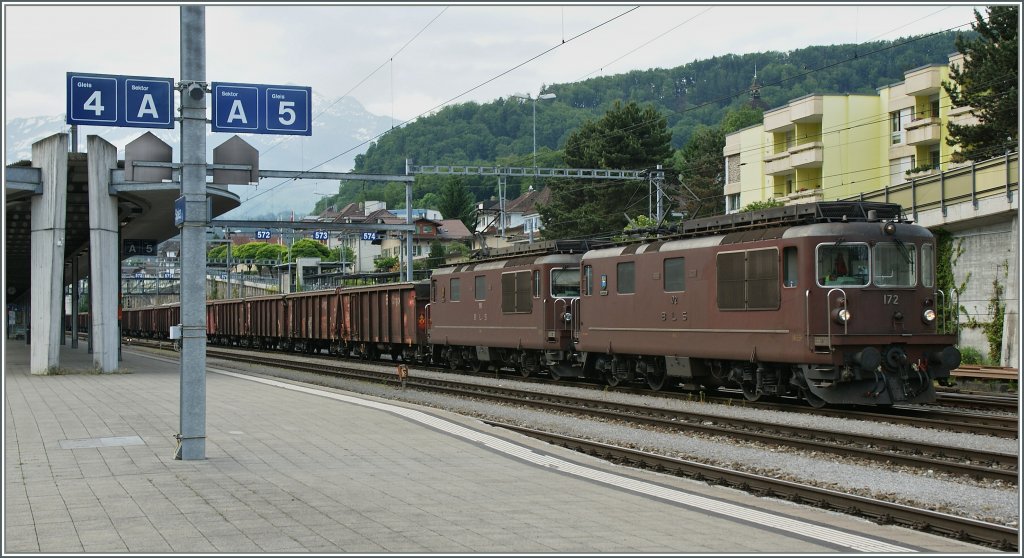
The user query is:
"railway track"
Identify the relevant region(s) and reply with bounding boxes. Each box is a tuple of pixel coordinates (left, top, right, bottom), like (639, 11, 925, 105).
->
(128, 342, 1019, 549)
(131, 341, 1018, 483)
(127, 338, 1017, 438)
(493, 423, 1018, 552)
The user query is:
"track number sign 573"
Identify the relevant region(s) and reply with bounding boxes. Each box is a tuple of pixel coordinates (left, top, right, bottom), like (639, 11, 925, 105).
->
(211, 82, 312, 136)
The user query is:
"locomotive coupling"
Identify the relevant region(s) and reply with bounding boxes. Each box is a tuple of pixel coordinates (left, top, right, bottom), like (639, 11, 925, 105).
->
(883, 346, 909, 370)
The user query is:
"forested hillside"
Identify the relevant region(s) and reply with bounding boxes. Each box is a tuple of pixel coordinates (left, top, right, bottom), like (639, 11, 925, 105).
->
(317, 32, 964, 215)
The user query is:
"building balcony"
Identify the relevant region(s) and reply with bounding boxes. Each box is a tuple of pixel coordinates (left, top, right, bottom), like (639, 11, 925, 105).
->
(781, 187, 823, 205)
(723, 133, 742, 156)
(905, 117, 941, 145)
(903, 65, 943, 96)
(790, 95, 824, 123)
(948, 105, 979, 128)
(763, 151, 792, 175)
(763, 107, 793, 133)
(905, 166, 938, 182)
(789, 142, 824, 168)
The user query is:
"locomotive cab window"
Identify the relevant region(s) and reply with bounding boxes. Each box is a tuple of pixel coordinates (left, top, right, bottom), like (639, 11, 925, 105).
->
(551, 268, 580, 297)
(873, 242, 916, 288)
(583, 265, 594, 296)
(817, 244, 869, 287)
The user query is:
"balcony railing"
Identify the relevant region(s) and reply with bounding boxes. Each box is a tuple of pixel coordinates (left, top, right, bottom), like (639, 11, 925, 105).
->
(763, 151, 792, 175)
(842, 151, 1018, 222)
(905, 117, 941, 146)
(790, 142, 824, 168)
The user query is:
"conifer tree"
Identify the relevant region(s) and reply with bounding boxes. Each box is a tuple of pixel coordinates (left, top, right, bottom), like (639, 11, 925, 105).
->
(539, 102, 672, 239)
(943, 5, 1019, 162)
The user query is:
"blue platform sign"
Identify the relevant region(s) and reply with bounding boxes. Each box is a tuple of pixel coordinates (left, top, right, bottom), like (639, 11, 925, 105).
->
(66, 72, 174, 129)
(255, 229, 272, 240)
(211, 82, 311, 136)
(174, 196, 185, 227)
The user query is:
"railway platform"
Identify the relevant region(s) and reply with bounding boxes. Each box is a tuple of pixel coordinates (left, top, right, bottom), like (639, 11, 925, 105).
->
(3, 341, 993, 553)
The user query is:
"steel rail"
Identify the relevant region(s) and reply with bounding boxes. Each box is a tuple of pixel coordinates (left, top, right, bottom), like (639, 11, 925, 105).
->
(489, 422, 1018, 552)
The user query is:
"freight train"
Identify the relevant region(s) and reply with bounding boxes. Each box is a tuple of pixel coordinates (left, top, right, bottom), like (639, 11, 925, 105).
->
(123, 201, 961, 407)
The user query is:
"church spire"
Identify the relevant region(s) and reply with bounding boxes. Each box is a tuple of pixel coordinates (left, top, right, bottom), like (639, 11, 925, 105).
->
(748, 63, 766, 110)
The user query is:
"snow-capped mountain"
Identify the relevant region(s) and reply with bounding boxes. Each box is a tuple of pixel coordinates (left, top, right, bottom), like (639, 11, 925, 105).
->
(4, 92, 396, 219)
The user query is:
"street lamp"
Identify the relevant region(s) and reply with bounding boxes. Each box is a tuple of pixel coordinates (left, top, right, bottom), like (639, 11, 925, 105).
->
(223, 228, 242, 299)
(514, 92, 556, 169)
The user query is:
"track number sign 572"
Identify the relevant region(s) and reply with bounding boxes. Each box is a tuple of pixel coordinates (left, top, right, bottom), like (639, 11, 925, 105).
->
(211, 82, 312, 136)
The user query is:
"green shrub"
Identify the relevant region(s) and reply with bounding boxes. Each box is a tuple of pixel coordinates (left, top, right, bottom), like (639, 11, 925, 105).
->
(958, 346, 986, 365)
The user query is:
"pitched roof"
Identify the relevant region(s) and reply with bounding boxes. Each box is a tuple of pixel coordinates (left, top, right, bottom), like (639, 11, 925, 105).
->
(437, 219, 473, 240)
(505, 185, 551, 214)
(362, 208, 403, 224)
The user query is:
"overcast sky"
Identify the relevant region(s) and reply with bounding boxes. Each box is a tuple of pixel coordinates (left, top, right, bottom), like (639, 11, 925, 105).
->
(4, 2, 985, 125)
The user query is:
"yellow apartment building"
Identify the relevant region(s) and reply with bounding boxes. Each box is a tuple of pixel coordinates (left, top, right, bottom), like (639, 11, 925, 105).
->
(723, 53, 980, 212)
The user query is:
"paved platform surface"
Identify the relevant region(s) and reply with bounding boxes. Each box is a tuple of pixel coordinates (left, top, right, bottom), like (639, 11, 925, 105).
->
(4, 340, 993, 553)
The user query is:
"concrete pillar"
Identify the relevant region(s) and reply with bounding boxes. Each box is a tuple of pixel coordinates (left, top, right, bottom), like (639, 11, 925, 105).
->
(1001, 213, 1019, 368)
(71, 255, 80, 349)
(29, 133, 68, 374)
(87, 135, 120, 372)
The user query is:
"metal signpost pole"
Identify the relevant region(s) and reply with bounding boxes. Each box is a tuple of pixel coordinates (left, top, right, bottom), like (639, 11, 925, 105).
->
(177, 5, 207, 460)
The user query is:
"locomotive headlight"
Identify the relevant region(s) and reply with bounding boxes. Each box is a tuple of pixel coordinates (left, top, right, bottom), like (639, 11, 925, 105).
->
(832, 308, 851, 324)
(922, 308, 936, 324)
(882, 222, 897, 235)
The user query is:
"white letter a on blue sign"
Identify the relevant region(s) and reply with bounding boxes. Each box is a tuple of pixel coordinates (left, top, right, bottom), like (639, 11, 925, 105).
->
(227, 100, 248, 124)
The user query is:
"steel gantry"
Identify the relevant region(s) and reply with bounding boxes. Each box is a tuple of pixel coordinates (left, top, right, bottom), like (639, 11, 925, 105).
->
(405, 161, 667, 237)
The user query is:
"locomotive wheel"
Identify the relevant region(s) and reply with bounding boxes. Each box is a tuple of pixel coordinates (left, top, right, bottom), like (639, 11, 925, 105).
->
(447, 351, 461, 370)
(470, 359, 485, 372)
(741, 382, 762, 402)
(518, 365, 531, 378)
(804, 390, 827, 409)
(646, 367, 667, 391)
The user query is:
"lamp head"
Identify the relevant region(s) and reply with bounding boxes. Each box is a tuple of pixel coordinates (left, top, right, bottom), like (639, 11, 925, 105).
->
(186, 82, 206, 101)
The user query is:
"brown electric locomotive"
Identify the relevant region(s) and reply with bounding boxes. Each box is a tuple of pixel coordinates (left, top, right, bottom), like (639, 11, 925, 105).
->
(568, 201, 961, 406)
(122, 201, 960, 408)
(426, 242, 587, 376)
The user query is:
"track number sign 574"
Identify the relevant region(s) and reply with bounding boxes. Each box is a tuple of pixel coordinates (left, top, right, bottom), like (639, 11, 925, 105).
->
(211, 82, 312, 136)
